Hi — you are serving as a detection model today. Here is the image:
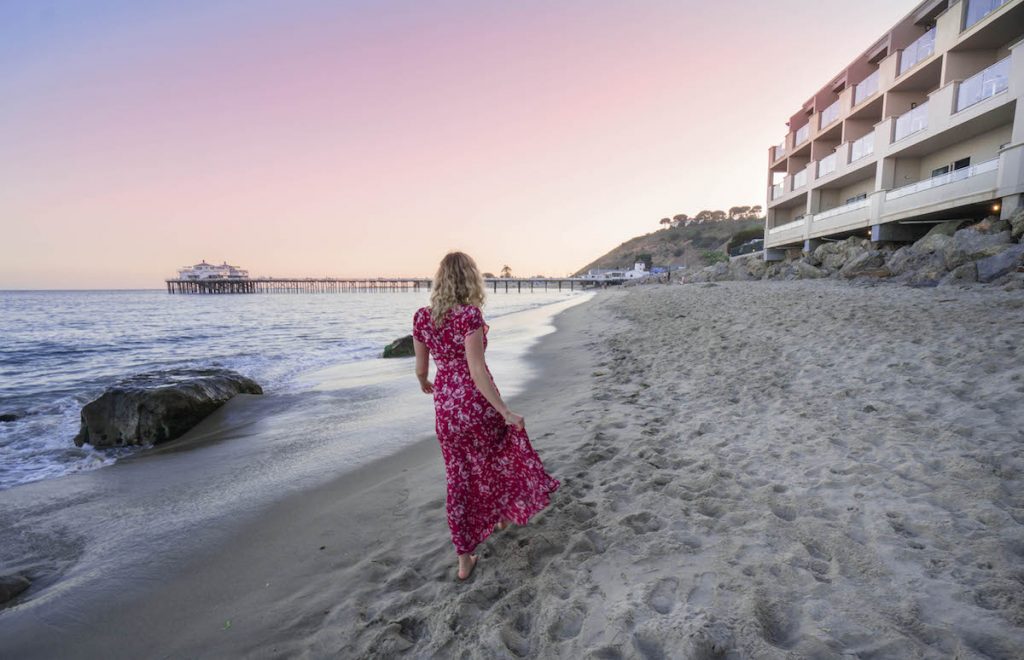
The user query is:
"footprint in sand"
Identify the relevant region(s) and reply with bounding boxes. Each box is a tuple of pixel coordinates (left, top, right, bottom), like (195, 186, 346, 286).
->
(645, 577, 678, 614)
(620, 512, 664, 534)
(547, 601, 587, 641)
(687, 572, 717, 609)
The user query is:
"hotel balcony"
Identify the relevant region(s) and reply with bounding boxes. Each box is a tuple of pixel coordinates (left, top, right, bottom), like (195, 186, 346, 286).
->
(893, 102, 929, 142)
(766, 217, 806, 245)
(882, 158, 999, 221)
(898, 28, 936, 77)
(849, 133, 875, 164)
(794, 124, 810, 147)
(809, 197, 873, 238)
(956, 57, 1010, 112)
(817, 152, 838, 178)
(963, 0, 1013, 30)
(818, 100, 841, 130)
(853, 70, 880, 106)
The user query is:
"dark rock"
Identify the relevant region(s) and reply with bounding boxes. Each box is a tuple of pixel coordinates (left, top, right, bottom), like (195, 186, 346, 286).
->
(939, 262, 978, 286)
(382, 334, 415, 358)
(944, 229, 1011, 269)
(794, 261, 828, 279)
(840, 251, 886, 278)
(922, 219, 970, 239)
(0, 574, 30, 605)
(977, 244, 1024, 283)
(74, 369, 263, 449)
(0, 414, 18, 423)
(1011, 207, 1024, 241)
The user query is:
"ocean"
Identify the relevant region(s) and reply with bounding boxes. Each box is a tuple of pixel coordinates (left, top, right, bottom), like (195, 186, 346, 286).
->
(0, 289, 587, 490)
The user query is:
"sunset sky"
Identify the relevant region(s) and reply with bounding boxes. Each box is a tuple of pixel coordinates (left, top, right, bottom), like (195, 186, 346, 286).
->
(2, 0, 915, 288)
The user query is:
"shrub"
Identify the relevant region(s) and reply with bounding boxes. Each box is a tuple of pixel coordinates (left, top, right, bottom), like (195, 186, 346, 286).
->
(701, 251, 728, 265)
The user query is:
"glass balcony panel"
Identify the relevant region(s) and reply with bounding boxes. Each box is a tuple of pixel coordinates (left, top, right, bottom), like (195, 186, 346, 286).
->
(793, 170, 807, 189)
(898, 29, 936, 76)
(817, 153, 837, 178)
(964, 0, 1011, 30)
(850, 133, 875, 162)
(814, 198, 869, 222)
(893, 102, 929, 142)
(956, 57, 1010, 111)
(795, 124, 809, 146)
(819, 100, 840, 129)
(854, 70, 880, 105)
(885, 158, 998, 199)
(771, 183, 784, 200)
(768, 218, 804, 235)
(775, 140, 786, 160)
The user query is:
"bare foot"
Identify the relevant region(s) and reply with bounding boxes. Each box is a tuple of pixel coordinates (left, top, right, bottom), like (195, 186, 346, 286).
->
(494, 520, 510, 531)
(457, 554, 478, 580)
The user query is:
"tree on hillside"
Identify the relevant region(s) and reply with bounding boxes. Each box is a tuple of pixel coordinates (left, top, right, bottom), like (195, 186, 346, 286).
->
(672, 213, 689, 227)
(711, 210, 727, 222)
(749, 205, 764, 218)
(500, 265, 513, 278)
(659, 217, 672, 227)
(729, 205, 751, 220)
(694, 210, 714, 223)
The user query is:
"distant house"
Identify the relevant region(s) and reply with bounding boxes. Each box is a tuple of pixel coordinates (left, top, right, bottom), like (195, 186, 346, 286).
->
(582, 261, 651, 282)
(177, 261, 250, 280)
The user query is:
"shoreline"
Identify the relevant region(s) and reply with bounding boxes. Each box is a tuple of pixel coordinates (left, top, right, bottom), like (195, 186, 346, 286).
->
(0, 293, 595, 658)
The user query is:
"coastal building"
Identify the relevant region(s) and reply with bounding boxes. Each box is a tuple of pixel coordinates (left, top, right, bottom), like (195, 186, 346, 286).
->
(765, 0, 1024, 256)
(176, 261, 250, 280)
(582, 261, 650, 282)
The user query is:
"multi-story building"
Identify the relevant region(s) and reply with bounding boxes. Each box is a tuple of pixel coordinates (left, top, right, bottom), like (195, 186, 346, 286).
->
(764, 0, 1024, 256)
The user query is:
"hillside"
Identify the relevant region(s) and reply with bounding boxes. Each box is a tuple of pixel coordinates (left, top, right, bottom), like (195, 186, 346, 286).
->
(575, 218, 764, 275)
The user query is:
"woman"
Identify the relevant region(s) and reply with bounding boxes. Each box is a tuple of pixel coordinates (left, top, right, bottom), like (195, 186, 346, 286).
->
(412, 252, 560, 580)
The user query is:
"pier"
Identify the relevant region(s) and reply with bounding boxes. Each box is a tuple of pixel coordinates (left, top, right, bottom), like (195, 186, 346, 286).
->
(165, 277, 589, 294)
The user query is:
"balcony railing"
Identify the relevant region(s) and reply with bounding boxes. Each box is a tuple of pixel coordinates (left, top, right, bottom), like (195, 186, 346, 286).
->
(898, 28, 936, 76)
(957, 57, 1010, 111)
(775, 140, 786, 160)
(794, 124, 810, 146)
(854, 70, 880, 105)
(771, 183, 784, 200)
(893, 102, 929, 142)
(793, 170, 807, 190)
(964, 0, 1011, 30)
(819, 100, 840, 129)
(768, 218, 805, 235)
(814, 198, 869, 222)
(850, 133, 875, 163)
(817, 153, 837, 178)
(886, 158, 998, 200)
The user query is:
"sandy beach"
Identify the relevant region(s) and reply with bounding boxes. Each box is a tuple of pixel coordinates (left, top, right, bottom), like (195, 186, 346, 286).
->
(3, 282, 1024, 658)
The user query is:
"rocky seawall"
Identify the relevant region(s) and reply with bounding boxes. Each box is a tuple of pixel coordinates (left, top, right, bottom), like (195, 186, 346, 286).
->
(639, 209, 1024, 290)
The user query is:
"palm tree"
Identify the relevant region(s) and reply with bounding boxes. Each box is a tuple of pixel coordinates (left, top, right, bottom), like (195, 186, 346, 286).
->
(500, 265, 512, 278)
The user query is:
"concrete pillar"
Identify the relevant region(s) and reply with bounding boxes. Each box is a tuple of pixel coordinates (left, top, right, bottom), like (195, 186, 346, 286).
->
(872, 222, 925, 243)
(804, 238, 824, 254)
(764, 248, 787, 262)
(876, 157, 897, 191)
(1000, 194, 1022, 220)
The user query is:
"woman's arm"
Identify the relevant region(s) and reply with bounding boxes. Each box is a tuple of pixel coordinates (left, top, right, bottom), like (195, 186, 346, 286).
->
(465, 328, 524, 429)
(413, 338, 433, 394)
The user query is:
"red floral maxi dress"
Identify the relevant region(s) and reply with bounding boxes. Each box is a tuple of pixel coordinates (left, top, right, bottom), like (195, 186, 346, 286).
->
(413, 304, 560, 555)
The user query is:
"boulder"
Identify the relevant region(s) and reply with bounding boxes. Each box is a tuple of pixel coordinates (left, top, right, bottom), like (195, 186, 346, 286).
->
(888, 235, 951, 277)
(382, 334, 415, 358)
(794, 261, 828, 279)
(839, 250, 886, 278)
(939, 262, 978, 286)
(976, 244, 1024, 283)
(922, 218, 970, 239)
(74, 369, 263, 449)
(944, 229, 1012, 269)
(1011, 207, 1024, 241)
(0, 574, 30, 605)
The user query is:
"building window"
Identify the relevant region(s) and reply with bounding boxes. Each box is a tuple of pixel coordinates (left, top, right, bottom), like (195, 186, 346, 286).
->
(845, 193, 868, 204)
(953, 157, 971, 170)
(932, 165, 950, 177)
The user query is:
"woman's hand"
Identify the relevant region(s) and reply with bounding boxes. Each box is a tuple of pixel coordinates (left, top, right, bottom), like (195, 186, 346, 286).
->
(419, 378, 434, 394)
(503, 409, 525, 430)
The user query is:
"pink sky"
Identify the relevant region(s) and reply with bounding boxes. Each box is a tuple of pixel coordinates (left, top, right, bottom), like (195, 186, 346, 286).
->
(1, 0, 915, 288)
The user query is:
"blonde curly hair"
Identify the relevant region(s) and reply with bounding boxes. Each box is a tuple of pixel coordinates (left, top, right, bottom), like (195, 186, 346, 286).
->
(430, 251, 486, 326)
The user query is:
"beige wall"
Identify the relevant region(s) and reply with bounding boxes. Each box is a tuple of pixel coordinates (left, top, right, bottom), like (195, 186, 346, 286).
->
(917, 124, 1013, 178)
(817, 177, 875, 210)
(893, 157, 922, 187)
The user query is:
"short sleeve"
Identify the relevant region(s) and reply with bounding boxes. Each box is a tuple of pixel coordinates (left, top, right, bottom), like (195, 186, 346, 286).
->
(412, 308, 428, 343)
(459, 306, 485, 339)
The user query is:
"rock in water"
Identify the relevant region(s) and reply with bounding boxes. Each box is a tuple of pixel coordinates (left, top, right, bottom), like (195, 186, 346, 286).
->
(0, 574, 30, 605)
(382, 334, 415, 358)
(74, 369, 263, 448)
(0, 413, 18, 423)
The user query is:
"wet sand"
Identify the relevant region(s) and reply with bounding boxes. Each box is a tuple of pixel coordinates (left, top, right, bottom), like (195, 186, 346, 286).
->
(3, 282, 1024, 658)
